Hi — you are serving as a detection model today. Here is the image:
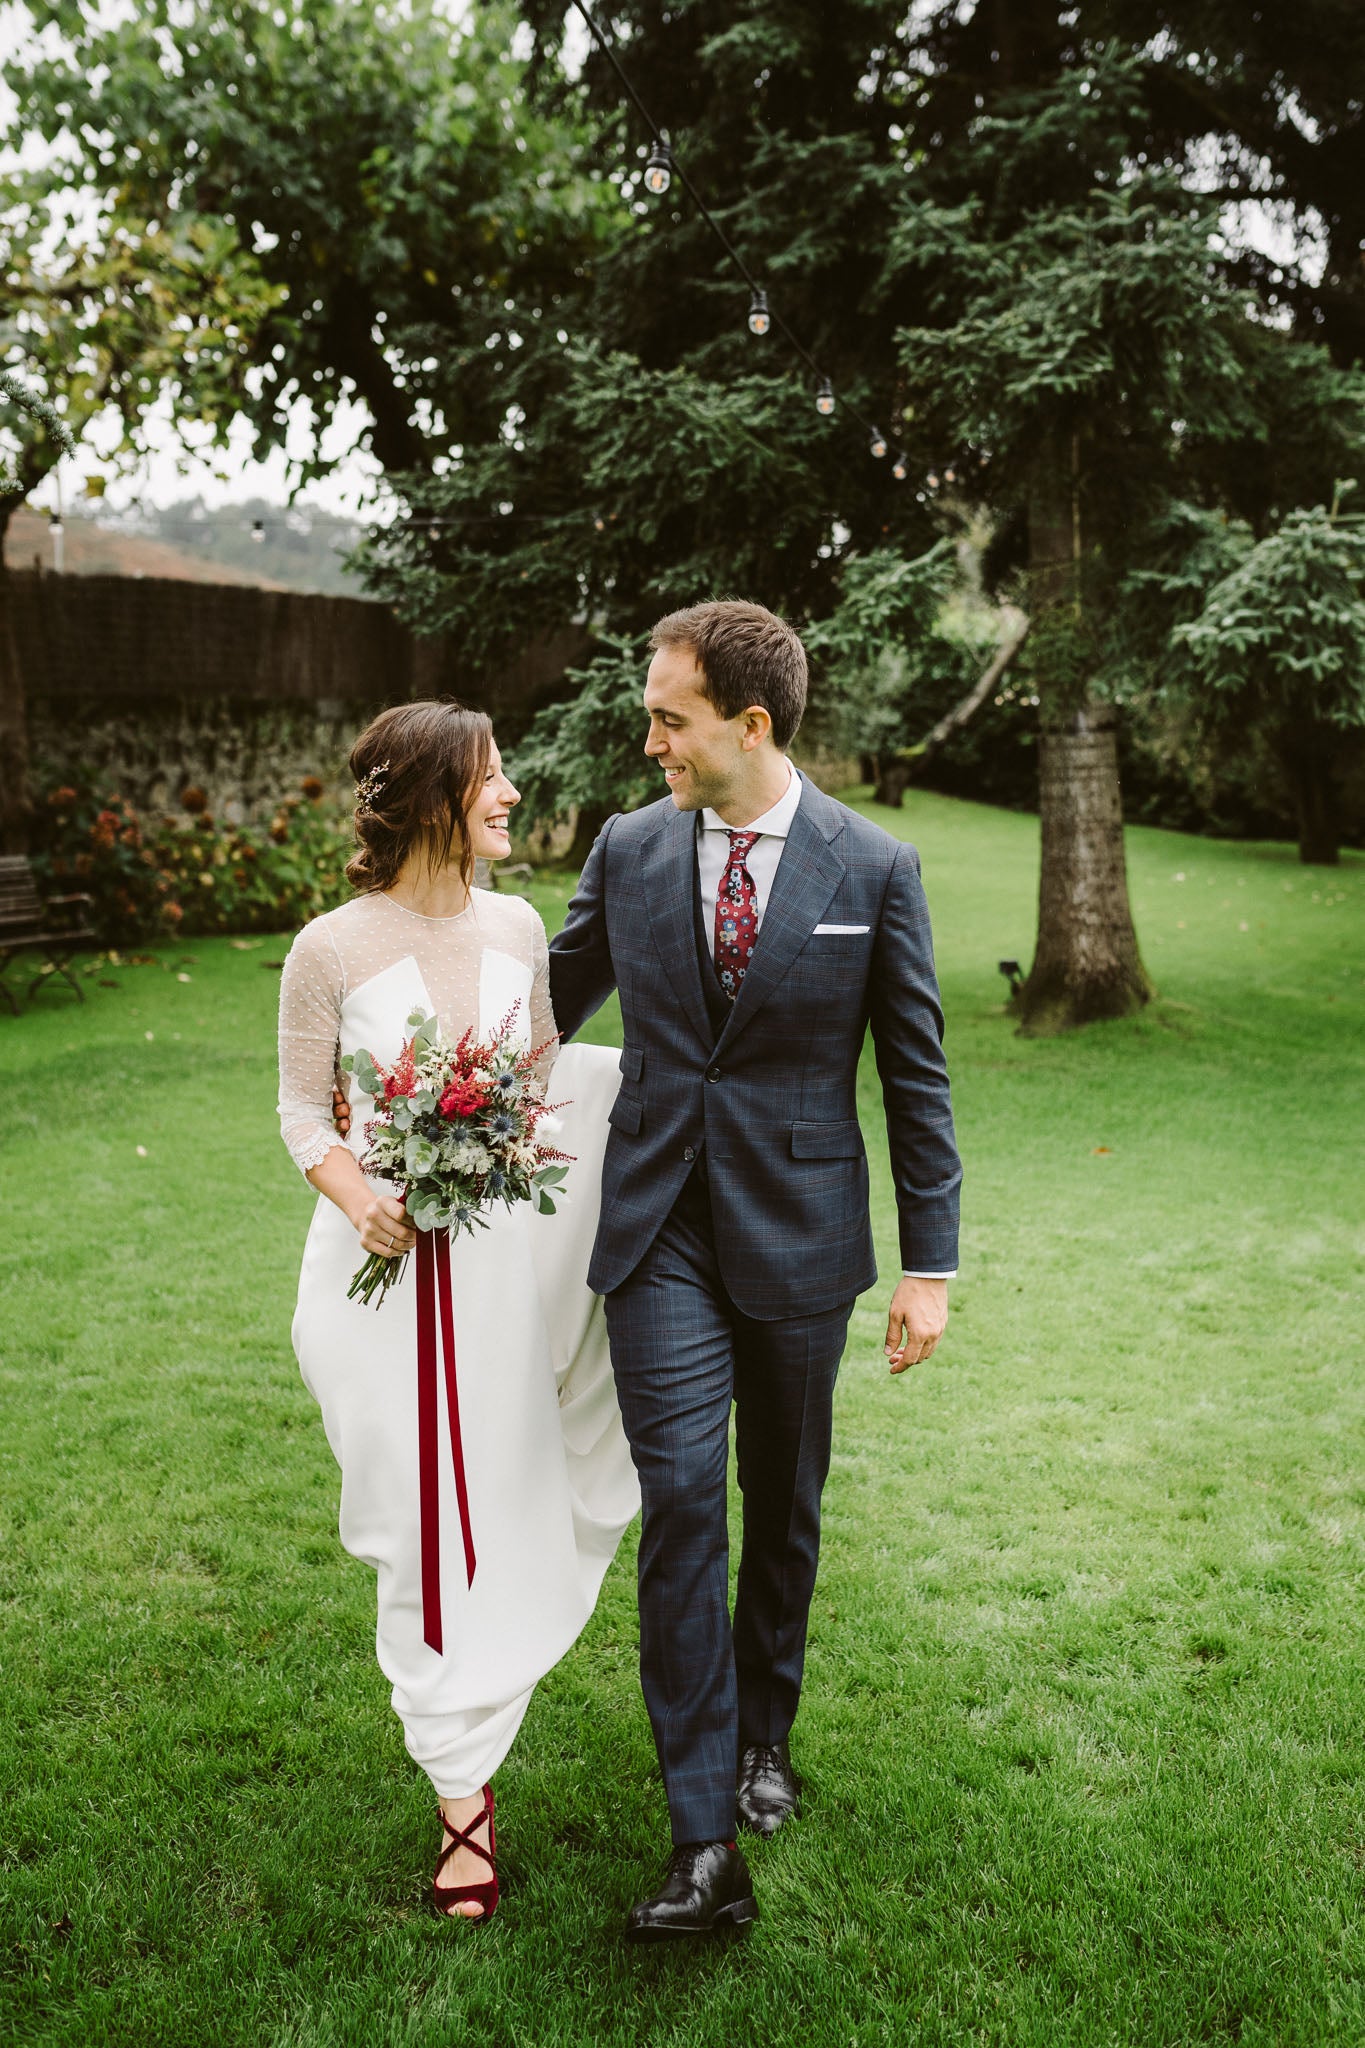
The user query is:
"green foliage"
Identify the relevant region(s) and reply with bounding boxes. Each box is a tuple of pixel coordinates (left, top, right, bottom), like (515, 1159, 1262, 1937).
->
(30, 781, 355, 944)
(804, 543, 992, 759)
(507, 636, 656, 825)
(1175, 498, 1365, 729)
(358, 0, 941, 654)
(0, 172, 282, 516)
(358, 349, 862, 665)
(9, 0, 622, 487)
(889, 57, 1365, 586)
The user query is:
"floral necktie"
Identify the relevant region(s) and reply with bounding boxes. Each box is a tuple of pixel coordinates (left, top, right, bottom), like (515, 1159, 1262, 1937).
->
(713, 830, 761, 1000)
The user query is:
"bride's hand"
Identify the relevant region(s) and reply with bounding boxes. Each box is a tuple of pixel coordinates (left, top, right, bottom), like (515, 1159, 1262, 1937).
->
(354, 1194, 416, 1259)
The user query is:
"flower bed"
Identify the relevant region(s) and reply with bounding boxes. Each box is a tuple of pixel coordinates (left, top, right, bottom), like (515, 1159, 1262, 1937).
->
(32, 779, 355, 943)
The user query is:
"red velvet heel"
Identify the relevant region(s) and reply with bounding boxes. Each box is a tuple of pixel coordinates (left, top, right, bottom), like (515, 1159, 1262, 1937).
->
(432, 1783, 498, 1921)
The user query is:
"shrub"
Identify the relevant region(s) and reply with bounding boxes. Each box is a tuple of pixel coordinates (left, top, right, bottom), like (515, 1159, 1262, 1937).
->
(31, 782, 356, 944)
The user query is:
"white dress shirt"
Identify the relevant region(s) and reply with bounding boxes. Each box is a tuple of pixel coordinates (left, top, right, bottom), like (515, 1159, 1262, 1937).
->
(694, 764, 954, 1282)
(697, 759, 804, 936)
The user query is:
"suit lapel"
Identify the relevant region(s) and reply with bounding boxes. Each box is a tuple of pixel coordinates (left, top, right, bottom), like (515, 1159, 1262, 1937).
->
(712, 785, 846, 1058)
(642, 804, 715, 1050)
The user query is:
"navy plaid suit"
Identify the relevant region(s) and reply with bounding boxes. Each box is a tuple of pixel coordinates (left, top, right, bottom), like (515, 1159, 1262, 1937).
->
(549, 780, 961, 1842)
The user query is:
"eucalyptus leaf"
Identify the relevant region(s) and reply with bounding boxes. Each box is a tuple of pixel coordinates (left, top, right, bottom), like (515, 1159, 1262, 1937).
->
(404, 1135, 439, 1176)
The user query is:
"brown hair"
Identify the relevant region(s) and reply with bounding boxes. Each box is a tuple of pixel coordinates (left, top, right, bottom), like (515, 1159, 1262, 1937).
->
(649, 599, 808, 749)
(345, 700, 493, 894)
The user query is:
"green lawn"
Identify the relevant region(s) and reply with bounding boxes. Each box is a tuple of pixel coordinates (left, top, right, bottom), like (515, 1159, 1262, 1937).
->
(2, 790, 1363, 2048)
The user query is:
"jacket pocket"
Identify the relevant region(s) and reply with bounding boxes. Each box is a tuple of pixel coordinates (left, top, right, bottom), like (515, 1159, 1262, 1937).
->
(608, 1091, 643, 1135)
(619, 1045, 644, 1082)
(790, 1120, 863, 1159)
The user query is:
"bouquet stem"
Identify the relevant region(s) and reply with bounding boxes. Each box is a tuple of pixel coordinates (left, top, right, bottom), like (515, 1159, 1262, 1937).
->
(348, 1248, 411, 1308)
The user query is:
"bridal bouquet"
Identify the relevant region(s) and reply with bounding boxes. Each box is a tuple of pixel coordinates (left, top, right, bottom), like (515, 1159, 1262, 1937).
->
(341, 1006, 570, 1307)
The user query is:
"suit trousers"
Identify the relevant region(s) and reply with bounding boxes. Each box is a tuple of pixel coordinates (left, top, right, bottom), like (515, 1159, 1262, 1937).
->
(604, 1164, 854, 1844)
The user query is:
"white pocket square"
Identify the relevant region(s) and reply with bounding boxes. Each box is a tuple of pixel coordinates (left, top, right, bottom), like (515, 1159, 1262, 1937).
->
(812, 923, 870, 936)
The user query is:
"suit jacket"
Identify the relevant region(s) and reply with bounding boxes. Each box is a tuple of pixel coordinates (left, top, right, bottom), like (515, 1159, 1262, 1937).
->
(547, 780, 962, 1319)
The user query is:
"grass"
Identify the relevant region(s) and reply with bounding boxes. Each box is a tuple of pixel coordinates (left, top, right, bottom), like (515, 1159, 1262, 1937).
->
(2, 788, 1363, 2048)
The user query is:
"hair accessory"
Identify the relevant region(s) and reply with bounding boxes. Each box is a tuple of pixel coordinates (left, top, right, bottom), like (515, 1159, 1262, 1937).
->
(354, 760, 390, 811)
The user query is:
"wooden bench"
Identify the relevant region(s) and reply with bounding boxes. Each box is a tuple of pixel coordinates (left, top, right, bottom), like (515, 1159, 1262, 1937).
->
(0, 855, 97, 1013)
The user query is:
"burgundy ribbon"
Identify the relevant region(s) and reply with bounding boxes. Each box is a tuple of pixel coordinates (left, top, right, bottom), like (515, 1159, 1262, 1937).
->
(415, 1227, 476, 1654)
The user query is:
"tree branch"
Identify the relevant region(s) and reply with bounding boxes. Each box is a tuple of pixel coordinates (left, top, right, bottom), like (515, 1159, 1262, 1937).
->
(903, 610, 1030, 769)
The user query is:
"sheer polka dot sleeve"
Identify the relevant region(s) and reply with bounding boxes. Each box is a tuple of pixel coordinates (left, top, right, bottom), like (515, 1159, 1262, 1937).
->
(277, 918, 348, 1175)
(528, 901, 558, 1090)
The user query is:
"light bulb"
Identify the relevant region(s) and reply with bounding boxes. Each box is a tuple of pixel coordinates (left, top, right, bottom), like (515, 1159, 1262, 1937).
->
(815, 379, 835, 417)
(927, 471, 940, 489)
(892, 452, 908, 480)
(747, 289, 770, 337)
(944, 467, 956, 483)
(251, 518, 265, 542)
(644, 138, 672, 196)
(869, 427, 888, 459)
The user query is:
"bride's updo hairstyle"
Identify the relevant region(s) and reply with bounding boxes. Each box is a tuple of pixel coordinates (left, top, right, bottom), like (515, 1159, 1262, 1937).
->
(345, 699, 494, 894)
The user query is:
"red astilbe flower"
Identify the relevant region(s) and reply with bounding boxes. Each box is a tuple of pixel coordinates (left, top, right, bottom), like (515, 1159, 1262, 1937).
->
(439, 1078, 487, 1120)
(381, 1038, 418, 1101)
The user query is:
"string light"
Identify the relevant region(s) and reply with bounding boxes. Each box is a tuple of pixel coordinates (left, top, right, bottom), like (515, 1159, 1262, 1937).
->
(927, 470, 940, 489)
(891, 451, 908, 480)
(566, 0, 904, 475)
(643, 137, 673, 196)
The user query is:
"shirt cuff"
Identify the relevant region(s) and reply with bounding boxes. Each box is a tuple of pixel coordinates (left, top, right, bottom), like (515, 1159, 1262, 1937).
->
(902, 1269, 956, 1280)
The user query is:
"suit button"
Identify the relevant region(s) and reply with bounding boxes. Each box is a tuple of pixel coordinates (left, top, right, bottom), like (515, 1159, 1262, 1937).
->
(683, 1145, 696, 1162)
(706, 1067, 721, 1084)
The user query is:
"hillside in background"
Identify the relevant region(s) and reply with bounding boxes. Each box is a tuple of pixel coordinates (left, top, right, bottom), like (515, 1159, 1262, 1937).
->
(6, 496, 367, 595)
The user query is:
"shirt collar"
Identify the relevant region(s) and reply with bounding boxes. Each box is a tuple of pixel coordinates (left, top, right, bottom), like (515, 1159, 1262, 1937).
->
(701, 761, 803, 841)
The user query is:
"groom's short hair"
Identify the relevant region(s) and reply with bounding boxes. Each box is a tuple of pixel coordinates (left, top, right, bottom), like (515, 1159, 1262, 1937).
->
(649, 600, 807, 749)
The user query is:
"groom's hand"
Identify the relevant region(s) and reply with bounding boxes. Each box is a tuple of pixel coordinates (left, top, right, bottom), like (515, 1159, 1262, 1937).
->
(332, 1084, 352, 1139)
(884, 1277, 948, 1374)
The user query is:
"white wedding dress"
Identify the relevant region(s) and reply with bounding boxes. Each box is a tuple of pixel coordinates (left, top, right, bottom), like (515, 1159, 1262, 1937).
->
(277, 887, 638, 1797)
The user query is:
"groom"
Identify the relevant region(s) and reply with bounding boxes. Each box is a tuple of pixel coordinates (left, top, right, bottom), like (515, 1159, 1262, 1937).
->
(548, 600, 961, 1940)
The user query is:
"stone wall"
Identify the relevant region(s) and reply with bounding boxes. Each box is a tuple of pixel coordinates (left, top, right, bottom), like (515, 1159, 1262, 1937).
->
(14, 568, 588, 822)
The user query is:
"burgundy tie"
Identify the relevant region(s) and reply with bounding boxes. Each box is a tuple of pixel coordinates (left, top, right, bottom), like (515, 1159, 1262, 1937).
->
(714, 830, 761, 1000)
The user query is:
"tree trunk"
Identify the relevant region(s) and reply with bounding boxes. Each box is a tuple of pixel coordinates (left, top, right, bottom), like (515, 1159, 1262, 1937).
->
(874, 754, 913, 808)
(565, 802, 610, 870)
(0, 511, 30, 857)
(1015, 443, 1150, 1033)
(1281, 725, 1341, 865)
(1018, 700, 1152, 1032)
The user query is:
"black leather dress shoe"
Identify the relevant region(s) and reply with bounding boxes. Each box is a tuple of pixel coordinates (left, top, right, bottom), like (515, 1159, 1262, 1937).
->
(625, 1841, 759, 1942)
(736, 1741, 801, 1837)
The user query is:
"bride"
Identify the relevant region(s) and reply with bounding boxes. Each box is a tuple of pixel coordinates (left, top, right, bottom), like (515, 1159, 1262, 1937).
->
(276, 699, 638, 1921)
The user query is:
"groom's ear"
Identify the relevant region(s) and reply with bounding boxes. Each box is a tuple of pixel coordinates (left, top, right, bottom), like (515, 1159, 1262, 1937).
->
(738, 705, 775, 751)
